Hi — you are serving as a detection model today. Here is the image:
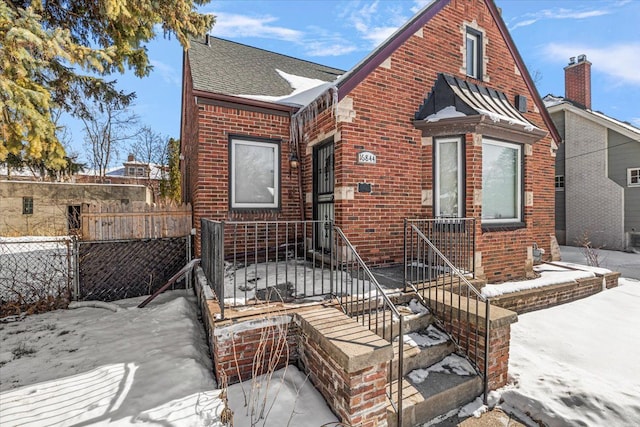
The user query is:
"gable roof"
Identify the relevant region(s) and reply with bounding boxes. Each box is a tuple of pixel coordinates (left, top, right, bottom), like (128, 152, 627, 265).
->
(186, 0, 559, 142)
(544, 95, 640, 140)
(188, 37, 343, 100)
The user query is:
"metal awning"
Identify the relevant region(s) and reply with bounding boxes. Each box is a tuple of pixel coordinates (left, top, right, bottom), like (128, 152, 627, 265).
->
(415, 74, 545, 136)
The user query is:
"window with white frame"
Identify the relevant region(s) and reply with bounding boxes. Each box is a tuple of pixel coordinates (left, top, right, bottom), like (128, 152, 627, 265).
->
(482, 139, 522, 223)
(230, 137, 280, 209)
(555, 175, 565, 191)
(434, 137, 463, 217)
(629, 168, 640, 187)
(465, 27, 482, 80)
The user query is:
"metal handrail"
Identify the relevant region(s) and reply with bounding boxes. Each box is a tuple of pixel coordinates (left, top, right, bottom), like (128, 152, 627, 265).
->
(333, 226, 404, 427)
(406, 222, 490, 403)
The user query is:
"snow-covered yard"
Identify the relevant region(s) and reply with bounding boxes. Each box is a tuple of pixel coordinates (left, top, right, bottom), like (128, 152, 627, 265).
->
(2, 254, 640, 426)
(493, 277, 640, 427)
(0, 291, 337, 426)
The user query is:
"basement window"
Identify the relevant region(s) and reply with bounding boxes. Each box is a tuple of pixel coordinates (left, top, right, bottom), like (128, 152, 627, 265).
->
(555, 175, 565, 191)
(628, 168, 640, 187)
(230, 136, 280, 209)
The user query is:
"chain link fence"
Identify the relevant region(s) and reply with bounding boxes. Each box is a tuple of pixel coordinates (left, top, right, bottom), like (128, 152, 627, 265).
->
(0, 237, 73, 317)
(1, 236, 191, 317)
(77, 237, 189, 301)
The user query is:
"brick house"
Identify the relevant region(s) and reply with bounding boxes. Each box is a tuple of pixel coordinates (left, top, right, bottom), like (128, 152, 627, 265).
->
(180, 0, 561, 283)
(544, 55, 640, 252)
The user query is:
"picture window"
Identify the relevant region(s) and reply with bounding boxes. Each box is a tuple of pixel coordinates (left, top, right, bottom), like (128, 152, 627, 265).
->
(482, 139, 522, 223)
(230, 137, 280, 209)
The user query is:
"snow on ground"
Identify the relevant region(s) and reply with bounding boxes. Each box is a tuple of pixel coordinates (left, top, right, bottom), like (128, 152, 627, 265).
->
(0, 290, 338, 426)
(560, 245, 640, 280)
(493, 277, 640, 426)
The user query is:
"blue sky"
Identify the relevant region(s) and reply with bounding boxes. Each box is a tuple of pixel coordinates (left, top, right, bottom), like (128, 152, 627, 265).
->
(64, 0, 640, 163)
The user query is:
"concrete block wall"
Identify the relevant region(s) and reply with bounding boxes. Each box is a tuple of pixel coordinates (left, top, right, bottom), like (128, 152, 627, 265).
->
(564, 112, 624, 250)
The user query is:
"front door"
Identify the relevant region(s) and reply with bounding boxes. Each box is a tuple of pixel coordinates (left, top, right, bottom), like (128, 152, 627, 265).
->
(313, 140, 334, 252)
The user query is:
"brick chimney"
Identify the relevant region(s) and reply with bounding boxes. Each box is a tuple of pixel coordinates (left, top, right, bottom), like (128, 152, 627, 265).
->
(127, 153, 135, 162)
(564, 54, 591, 109)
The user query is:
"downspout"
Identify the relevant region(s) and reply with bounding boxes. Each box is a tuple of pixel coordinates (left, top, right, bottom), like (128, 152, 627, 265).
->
(293, 110, 306, 221)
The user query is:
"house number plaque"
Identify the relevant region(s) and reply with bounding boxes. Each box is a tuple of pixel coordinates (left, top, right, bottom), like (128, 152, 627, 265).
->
(357, 151, 376, 164)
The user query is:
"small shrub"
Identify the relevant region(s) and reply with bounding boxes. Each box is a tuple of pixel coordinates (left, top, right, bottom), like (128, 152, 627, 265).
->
(12, 343, 36, 359)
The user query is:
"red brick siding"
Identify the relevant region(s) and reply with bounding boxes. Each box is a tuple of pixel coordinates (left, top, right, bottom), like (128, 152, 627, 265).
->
(490, 276, 604, 314)
(304, 0, 555, 280)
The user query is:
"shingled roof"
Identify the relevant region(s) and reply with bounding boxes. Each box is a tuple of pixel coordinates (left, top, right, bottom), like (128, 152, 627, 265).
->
(187, 37, 344, 99)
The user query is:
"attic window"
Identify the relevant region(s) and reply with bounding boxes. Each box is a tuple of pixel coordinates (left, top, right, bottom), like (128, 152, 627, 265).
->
(465, 27, 482, 80)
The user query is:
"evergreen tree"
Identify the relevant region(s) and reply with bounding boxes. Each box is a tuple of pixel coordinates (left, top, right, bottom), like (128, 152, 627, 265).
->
(1, 0, 214, 170)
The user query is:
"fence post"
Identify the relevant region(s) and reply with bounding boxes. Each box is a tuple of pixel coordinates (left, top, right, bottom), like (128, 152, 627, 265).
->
(217, 221, 225, 320)
(186, 233, 192, 289)
(72, 236, 80, 301)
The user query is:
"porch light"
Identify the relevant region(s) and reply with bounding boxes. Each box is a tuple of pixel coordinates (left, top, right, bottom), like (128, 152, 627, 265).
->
(289, 152, 299, 169)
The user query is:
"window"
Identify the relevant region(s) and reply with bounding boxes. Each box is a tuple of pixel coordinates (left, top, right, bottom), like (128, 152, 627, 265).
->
(127, 167, 136, 176)
(465, 27, 482, 79)
(67, 205, 81, 231)
(136, 167, 145, 177)
(22, 197, 33, 215)
(230, 137, 280, 209)
(482, 139, 522, 223)
(628, 168, 640, 187)
(555, 175, 565, 191)
(434, 137, 464, 217)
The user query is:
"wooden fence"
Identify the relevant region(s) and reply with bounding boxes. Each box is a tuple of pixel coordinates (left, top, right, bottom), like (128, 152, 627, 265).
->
(80, 203, 192, 240)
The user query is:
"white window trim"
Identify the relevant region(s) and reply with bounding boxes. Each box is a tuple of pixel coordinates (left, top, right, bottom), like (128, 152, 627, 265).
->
(628, 167, 640, 187)
(230, 138, 280, 209)
(434, 136, 463, 218)
(482, 138, 522, 224)
(466, 31, 479, 78)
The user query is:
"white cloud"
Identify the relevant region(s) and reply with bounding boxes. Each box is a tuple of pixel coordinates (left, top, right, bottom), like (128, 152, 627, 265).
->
(340, 0, 408, 48)
(543, 42, 640, 86)
(149, 59, 181, 87)
(411, 0, 435, 14)
(209, 12, 303, 42)
(510, 7, 611, 30)
(305, 41, 358, 57)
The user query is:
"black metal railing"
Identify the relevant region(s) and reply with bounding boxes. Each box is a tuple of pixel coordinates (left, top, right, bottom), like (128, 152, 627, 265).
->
(332, 227, 404, 426)
(200, 219, 405, 425)
(404, 220, 489, 402)
(404, 218, 476, 283)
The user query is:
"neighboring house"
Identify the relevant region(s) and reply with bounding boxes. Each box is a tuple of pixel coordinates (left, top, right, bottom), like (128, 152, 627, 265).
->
(0, 180, 151, 236)
(180, 0, 561, 282)
(76, 154, 168, 201)
(544, 55, 640, 252)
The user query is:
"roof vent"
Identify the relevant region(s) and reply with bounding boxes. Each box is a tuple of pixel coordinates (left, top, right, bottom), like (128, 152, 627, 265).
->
(568, 56, 576, 65)
(515, 95, 527, 113)
(577, 54, 587, 63)
(205, 34, 211, 46)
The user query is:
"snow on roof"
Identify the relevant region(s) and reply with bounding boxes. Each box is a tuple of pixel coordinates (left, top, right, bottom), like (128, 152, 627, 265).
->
(544, 94, 640, 138)
(237, 69, 337, 107)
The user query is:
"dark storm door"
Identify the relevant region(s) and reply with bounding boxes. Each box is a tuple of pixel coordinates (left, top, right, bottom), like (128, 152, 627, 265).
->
(313, 141, 334, 252)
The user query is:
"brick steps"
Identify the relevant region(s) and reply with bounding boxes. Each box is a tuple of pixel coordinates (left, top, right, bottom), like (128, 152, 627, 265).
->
(387, 358, 483, 427)
(386, 300, 483, 427)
